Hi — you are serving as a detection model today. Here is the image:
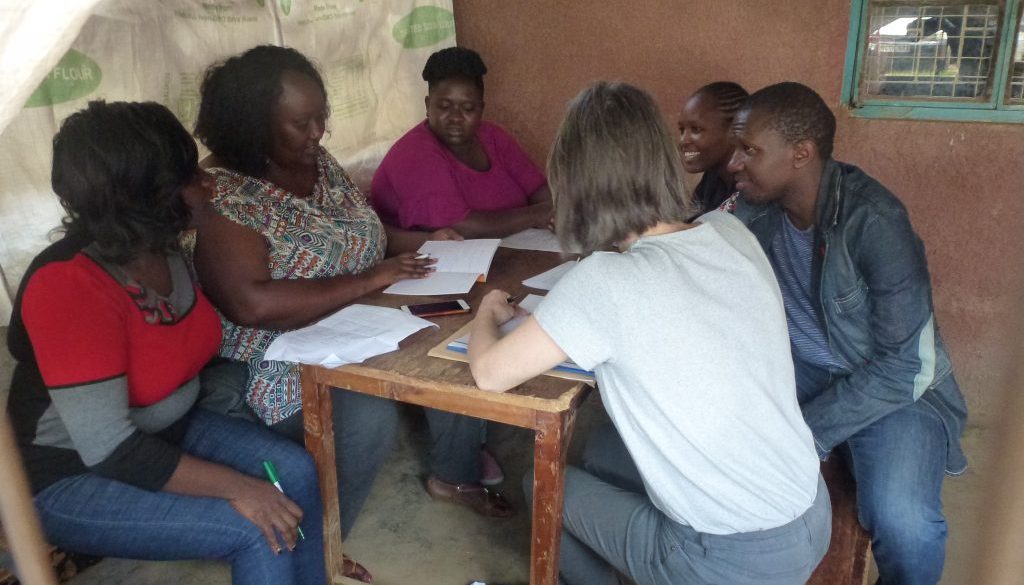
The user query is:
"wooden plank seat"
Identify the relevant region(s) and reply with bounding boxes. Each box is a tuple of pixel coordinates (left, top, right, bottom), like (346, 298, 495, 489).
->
(807, 457, 872, 585)
(0, 530, 101, 585)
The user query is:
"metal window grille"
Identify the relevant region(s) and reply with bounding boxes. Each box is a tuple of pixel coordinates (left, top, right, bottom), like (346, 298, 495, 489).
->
(861, 3, 1001, 101)
(1007, 11, 1024, 103)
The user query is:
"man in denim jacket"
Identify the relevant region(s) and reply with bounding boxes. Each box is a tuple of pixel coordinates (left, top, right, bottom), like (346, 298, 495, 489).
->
(725, 82, 967, 585)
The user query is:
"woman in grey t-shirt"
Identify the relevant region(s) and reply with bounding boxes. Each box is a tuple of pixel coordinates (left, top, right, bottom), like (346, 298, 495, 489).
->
(466, 82, 831, 585)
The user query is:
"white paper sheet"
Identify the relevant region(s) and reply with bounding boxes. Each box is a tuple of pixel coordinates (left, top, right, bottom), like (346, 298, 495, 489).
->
(265, 304, 436, 368)
(382, 272, 482, 296)
(522, 260, 578, 290)
(499, 228, 563, 253)
(384, 239, 501, 295)
(418, 239, 501, 273)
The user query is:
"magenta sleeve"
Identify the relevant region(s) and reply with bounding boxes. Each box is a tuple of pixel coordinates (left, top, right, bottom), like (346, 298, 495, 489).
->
(370, 123, 471, 230)
(485, 123, 547, 197)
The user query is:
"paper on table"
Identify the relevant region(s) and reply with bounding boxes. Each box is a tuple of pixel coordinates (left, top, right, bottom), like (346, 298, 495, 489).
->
(382, 272, 481, 296)
(522, 260, 578, 291)
(265, 304, 437, 368)
(384, 239, 501, 295)
(500, 228, 563, 253)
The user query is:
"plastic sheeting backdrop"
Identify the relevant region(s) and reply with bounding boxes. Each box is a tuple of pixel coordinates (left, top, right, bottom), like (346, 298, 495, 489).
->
(0, 0, 456, 323)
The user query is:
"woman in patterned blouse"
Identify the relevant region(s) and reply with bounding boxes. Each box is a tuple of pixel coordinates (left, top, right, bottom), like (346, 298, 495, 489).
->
(191, 45, 515, 582)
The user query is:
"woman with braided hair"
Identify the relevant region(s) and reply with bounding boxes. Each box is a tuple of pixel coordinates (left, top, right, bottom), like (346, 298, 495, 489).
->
(677, 81, 749, 217)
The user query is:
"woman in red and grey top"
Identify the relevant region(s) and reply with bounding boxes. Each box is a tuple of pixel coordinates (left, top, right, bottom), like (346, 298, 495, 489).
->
(6, 101, 325, 585)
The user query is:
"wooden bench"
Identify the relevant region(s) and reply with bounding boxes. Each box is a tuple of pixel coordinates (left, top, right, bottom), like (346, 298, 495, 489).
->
(806, 457, 872, 585)
(0, 531, 101, 585)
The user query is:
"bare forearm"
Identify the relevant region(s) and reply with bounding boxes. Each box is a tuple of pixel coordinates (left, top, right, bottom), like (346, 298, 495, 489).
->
(384, 224, 430, 255)
(453, 203, 550, 239)
(468, 313, 505, 391)
(163, 454, 259, 500)
(224, 271, 385, 331)
(164, 454, 304, 552)
(528, 184, 552, 205)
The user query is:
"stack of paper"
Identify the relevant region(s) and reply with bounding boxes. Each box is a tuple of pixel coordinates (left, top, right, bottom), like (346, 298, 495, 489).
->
(522, 260, 578, 290)
(384, 239, 501, 295)
(500, 228, 564, 253)
(445, 294, 593, 376)
(265, 304, 437, 368)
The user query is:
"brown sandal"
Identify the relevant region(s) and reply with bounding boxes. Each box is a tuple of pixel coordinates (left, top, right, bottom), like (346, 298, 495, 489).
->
(425, 475, 514, 518)
(343, 554, 372, 583)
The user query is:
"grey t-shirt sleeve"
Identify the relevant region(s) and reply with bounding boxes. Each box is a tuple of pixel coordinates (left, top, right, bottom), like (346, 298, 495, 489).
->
(532, 256, 613, 371)
(48, 375, 184, 491)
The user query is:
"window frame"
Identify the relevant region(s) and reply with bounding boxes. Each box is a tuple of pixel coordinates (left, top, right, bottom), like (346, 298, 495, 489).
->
(841, 0, 1024, 123)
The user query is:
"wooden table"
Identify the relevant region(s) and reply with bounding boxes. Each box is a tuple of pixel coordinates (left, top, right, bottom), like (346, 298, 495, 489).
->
(300, 247, 593, 585)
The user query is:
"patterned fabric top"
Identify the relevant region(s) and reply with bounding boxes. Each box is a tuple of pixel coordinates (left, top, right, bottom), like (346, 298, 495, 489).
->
(210, 148, 386, 425)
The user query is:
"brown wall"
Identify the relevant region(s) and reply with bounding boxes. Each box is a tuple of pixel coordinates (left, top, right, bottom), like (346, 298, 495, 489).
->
(453, 0, 1024, 423)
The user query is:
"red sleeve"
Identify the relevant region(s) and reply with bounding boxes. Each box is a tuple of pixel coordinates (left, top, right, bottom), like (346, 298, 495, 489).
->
(486, 123, 547, 197)
(371, 123, 471, 230)
(21, 258, 127, 388)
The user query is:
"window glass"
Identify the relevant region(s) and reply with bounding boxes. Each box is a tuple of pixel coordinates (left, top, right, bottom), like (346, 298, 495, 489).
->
(1007, 10, 1024, 103)
(861, 3, 1001, 101)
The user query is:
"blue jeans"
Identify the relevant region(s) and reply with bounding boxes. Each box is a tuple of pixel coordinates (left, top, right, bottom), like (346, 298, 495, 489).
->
(34, 409, 326, 585)
(271, 387, 397, 538)
(526, 424, 831, 585)
(795, 359, 949, 585)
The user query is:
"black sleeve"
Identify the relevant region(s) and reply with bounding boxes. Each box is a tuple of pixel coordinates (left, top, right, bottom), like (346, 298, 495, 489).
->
(88, 428, 183, 491)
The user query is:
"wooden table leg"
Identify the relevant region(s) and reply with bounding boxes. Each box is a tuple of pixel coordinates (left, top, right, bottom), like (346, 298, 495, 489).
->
(300, 366, 347, 584)
(530, 408, 580, 585)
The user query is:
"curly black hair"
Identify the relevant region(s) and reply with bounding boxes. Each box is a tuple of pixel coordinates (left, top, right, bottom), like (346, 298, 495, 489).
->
(740, 82, 836, 160)
(195, 45, 328, 177)
(422, 46, 487, 95)
(693, 81, 749, 125)
(51, 100, 198, 264)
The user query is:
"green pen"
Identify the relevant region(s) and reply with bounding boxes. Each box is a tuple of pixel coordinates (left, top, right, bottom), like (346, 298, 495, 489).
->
(262, 460, 306, 540)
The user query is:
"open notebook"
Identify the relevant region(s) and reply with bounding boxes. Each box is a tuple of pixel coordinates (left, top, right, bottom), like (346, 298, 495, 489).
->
(427, 294, 594, 383)
(384, 239, 501, 295)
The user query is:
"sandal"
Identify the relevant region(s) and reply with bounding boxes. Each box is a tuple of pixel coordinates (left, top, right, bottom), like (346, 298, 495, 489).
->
(343, 554, 372, 583)
(425, 475, 514, 518)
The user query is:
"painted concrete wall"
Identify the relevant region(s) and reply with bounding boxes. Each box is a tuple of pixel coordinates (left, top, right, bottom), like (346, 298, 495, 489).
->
(452, 0, 1024, 423)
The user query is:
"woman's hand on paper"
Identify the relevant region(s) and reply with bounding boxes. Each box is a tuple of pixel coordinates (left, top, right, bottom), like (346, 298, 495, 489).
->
(477, 289, 523, 326)
(370, 252, 436, 285)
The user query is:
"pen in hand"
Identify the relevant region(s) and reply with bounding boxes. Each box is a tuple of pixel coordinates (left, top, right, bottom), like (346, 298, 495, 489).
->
(262, 460, 305, 540)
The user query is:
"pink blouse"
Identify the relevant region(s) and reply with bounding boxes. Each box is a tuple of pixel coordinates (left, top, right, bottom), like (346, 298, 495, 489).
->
(370, 120, 547, 230)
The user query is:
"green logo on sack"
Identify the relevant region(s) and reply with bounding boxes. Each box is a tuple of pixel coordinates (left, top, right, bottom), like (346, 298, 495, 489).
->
(25, 49, 102, 108)
(392, 6, 455, 49)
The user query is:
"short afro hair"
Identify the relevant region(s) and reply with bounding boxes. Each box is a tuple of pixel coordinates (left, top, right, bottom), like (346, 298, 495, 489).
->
(52, 101, 198, 264)
(422, 46, 487, 95)
(195, 45, 328, 177)
(692, 81, 749, 126)
(740, 82, 836, 160)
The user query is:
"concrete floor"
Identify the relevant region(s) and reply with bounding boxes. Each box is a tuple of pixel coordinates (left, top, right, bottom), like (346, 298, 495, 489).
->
(0, 329, 993, 585)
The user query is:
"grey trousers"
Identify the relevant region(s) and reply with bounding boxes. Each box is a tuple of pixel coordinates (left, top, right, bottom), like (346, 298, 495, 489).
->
(528, 424, 832, 585)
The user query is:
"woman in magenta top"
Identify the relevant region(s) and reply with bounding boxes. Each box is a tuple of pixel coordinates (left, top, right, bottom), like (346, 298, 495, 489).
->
(371, 47, 552, 237)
